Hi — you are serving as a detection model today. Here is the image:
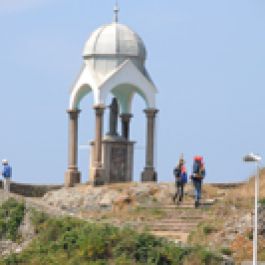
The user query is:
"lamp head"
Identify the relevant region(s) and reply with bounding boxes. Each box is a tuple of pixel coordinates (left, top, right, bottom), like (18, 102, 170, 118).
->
(243, 153, 262, 162)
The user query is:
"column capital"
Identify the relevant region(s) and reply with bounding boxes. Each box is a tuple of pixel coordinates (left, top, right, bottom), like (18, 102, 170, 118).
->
(93, 104, 105, 115)
(67, 109, 81, 119)
(144, 108, 159, 117)
(120, 113, 133, 122)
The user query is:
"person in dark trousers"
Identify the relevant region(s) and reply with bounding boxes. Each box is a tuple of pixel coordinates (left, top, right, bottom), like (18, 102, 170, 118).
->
(191, 156, 205, 208)
(173, 156, 188, 204)
(2, 159, 12, 193)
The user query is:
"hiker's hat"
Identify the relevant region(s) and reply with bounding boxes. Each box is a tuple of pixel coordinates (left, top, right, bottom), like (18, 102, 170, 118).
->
(194, 156, 203, 162)
(2, 159, 8, 165)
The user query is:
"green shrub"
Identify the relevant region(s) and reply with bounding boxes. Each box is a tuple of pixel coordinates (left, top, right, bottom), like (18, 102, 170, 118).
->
(0, 210, 226, 265)
(29, 208, 48, 233)
(220, 247, 233, 256)
(259, 197, 265, 206)
(2, 254, 21, 265)
(202, 225, 216, 235)
(191, 246, 223, 265)
(0, 198, 25, 241)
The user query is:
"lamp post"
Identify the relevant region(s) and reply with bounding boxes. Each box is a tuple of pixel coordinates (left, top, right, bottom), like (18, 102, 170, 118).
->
(243, 152, 262, 265)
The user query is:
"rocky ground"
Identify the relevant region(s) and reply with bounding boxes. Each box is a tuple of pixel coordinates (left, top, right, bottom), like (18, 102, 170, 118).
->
(42, 182, 218, 243)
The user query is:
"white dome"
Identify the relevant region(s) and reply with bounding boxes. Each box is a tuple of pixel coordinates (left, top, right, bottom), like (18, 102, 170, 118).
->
(83, 22, 146, 61)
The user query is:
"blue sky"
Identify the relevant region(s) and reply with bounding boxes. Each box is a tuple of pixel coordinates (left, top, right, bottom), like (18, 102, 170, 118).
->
(0, 0, 265, 184)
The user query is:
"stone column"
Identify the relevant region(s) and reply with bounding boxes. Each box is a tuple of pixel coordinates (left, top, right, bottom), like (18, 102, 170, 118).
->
(141, 108, 159, 182)
(64, 109, 81, 187)
(90, 105, 105, 186)
(94, 105, 105, 167)
(120, 113, 133, 140)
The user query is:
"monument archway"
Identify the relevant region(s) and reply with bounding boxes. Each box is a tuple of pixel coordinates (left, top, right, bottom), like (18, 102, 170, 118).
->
(64, 6, 159, 186)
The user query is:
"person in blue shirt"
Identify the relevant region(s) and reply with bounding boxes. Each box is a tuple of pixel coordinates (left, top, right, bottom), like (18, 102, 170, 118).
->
(173, 156, 188, 204)
(191, 156, 206, 208)
(2, 159, 12, 192)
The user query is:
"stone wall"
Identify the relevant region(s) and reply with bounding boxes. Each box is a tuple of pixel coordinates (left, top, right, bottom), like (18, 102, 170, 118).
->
(0, 180, 62, 197)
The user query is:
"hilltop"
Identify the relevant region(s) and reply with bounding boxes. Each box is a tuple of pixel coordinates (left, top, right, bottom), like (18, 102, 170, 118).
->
(0, 171, 264, 264)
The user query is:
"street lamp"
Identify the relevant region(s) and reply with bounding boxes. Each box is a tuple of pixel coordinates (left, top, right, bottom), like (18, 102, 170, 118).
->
(243, 152, 262, 265)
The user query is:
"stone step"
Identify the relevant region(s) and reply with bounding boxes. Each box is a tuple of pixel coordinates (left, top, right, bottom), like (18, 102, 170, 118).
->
(159, 199, 216, 207)
(148, 221, 197, 227)
(162, 211, 206, 216)
(144, 204, 193, 209)
(150, 231, 189, 242)
(148, 222, 197, 227)
(146, 219, 200, 224)
(149, 226, 195, 232)
(142, 202, 214, 210)
(151, 218, 204, 223)
(164, 215, 205, 219)
(164, 204, 212, 209)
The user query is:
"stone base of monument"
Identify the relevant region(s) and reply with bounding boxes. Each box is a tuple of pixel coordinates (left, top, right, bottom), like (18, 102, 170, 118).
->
(64, 170, 81, 187)
(89, 167, 106, 186)
(89, 136, 134, 185)
(102, 135, 134, 183)
(141, 167, 157, 182)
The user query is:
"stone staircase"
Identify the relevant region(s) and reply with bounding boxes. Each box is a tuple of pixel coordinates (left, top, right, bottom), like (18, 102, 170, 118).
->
(0, 190, 216, 245)
(26, 196, 215, 244)
(142, 200, 215, 243)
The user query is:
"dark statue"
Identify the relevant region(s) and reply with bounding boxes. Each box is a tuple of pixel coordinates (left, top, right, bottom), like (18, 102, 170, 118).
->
(108, 97, 119, 136)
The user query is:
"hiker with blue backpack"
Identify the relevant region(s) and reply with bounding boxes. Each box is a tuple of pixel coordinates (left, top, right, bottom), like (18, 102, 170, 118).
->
(173, 156, 188, 204)
(191, 156, 205, 208)
(1, 159, 12, 193)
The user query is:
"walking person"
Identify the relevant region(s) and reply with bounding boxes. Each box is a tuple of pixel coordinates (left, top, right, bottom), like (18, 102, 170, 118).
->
(173, 156, 188, 204)
(2, 159, 12, 193)
(191, 156, 205, 208)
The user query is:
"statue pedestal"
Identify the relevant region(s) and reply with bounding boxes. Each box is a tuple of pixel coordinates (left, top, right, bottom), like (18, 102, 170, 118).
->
(89, 136, 134, 185)
(103, 136, 134, 183)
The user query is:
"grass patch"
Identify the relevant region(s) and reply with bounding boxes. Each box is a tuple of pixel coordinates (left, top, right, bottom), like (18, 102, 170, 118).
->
(132, 206, 166, 219)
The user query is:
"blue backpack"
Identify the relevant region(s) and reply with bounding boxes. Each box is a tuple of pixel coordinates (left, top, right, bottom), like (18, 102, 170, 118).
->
(181, 172, 188, 184)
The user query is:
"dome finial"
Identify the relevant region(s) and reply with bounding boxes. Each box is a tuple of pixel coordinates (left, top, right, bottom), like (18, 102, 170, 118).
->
(113, 1, 119, 23)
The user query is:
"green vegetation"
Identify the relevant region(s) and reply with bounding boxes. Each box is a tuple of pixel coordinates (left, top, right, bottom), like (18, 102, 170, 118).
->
(220, 247, 233, 256)
(188, 221, 220, 245)
(0, 208, 226, 265)
(0, 198, 25, 241)
(202, 225, 217, 235)
(259, 197, 265, 206)
(133, 206, 166, 219)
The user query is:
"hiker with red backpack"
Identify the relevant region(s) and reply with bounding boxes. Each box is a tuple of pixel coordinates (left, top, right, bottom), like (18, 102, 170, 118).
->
(191, 156, 206, 208)
(173, 156, 188, 204)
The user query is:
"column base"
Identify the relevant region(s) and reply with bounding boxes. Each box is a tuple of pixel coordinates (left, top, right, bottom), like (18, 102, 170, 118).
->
(141, 167, 157, 182)
(64, 170, 81, 187)
(90, 167, 106, 186)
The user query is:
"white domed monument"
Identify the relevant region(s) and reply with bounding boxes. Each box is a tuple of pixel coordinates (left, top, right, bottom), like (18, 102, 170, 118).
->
(64, 5, 158, 186)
